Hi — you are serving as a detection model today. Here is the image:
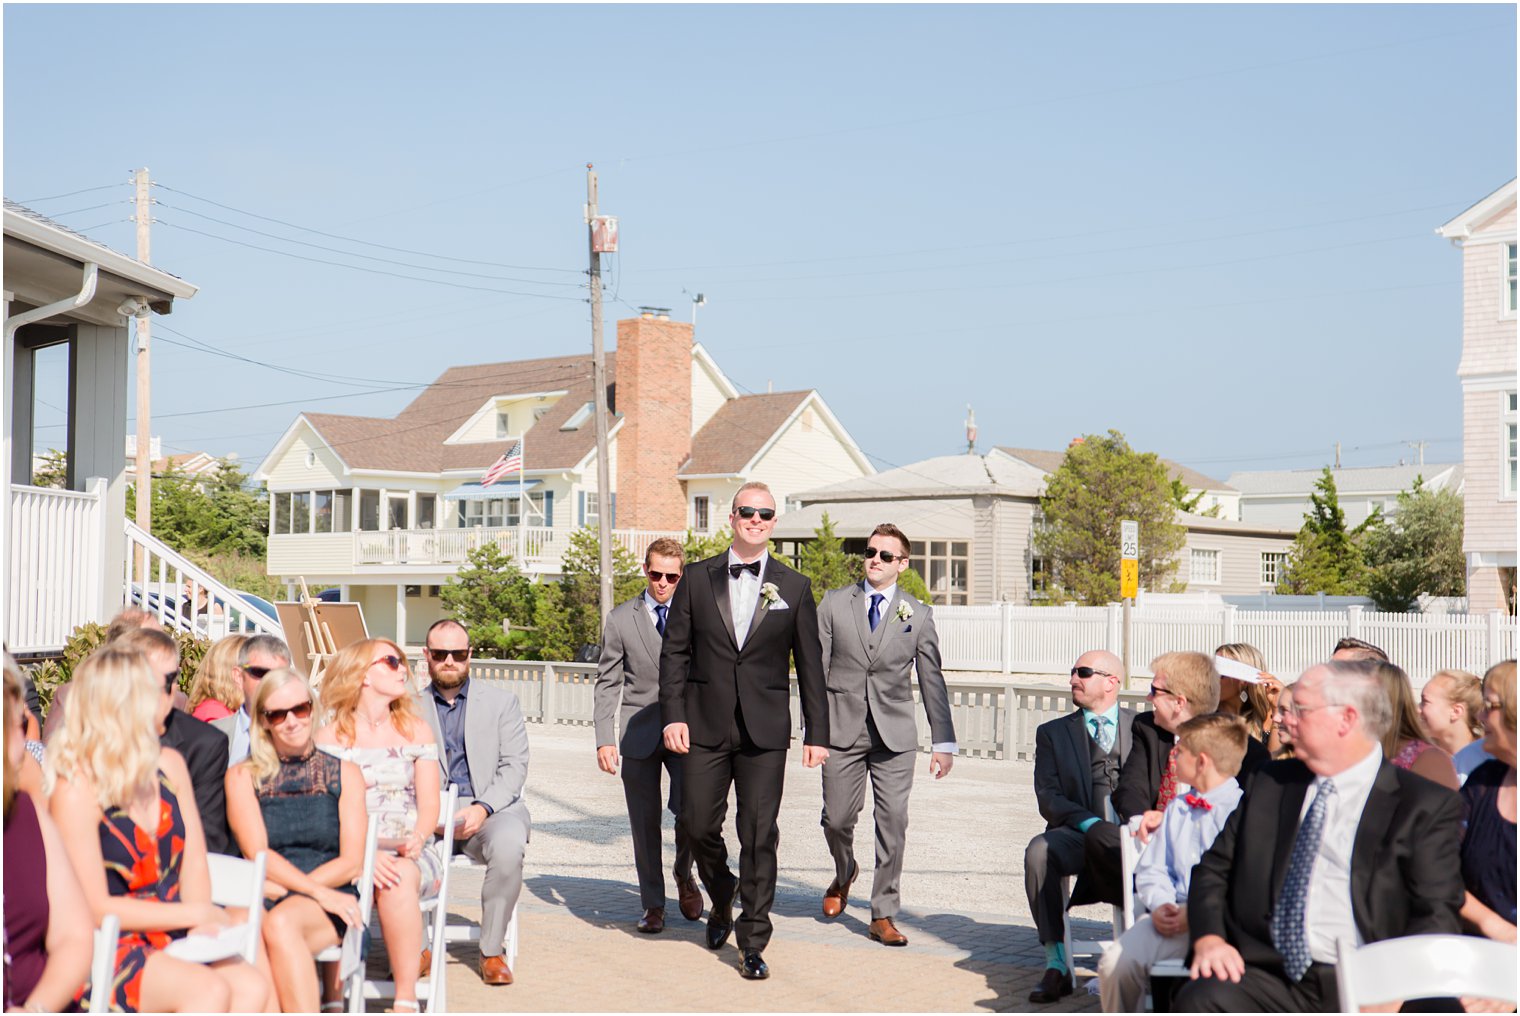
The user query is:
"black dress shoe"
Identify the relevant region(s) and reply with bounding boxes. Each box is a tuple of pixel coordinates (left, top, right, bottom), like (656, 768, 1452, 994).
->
(739, 950, 769, 980)
(1028, 967, 1073, 1003)
(705, 899, 734, 950)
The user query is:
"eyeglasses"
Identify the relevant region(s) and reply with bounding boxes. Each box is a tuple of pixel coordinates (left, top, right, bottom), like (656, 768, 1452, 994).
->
(1282, 701, 1339, 719)
(263, 701, 313, 726)
(242, 665, 274, 680)
(162, 669, 180, 692)
(1147, 683, 1182, 702)
(370, 655, 404, 671)
(734, 506, 776, 521)
(1070, 666, 1113, 680)
(646, 571, 682, 584)
(862, 547, 907, 564)
(426, 648, 470, 663)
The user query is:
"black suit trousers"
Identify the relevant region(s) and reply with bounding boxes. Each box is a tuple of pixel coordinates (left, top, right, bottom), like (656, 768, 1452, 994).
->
(681, 738, 787, 953)
(1173, 962, 1337, 1013)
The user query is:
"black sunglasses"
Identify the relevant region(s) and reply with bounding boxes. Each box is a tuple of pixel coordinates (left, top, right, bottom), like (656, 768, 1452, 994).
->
(242, 665, 274, 680)
(162, 669, 181, 692)
(1070, 666, 1114, 679)
(370, 655, 404, 671)
(734, 506, 776, 521)
(646, 570, 682, 583)
(263, 701, 313, 726)
(426, 648, 470, 663)
(862, 547, 907, 564)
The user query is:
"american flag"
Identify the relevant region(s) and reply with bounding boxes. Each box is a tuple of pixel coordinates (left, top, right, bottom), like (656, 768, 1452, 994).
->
(481, 441, 522, 487)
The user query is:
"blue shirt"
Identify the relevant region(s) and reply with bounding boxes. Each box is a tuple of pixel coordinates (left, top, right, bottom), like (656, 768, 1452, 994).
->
(432, 678, 482, 807)
(1133, 777, 1243, 912)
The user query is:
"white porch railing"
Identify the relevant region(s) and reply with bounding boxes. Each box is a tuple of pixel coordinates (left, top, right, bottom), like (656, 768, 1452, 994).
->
(350, 525, 689, 569)
(7, 481, 108, 654)
(124, 521, 283, 640)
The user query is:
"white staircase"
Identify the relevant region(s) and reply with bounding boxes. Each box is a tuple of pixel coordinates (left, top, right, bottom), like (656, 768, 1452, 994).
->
(124, 521, 283, 640)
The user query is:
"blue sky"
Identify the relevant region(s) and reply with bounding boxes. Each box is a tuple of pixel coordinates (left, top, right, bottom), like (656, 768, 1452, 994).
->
(5, 4, 1515, 486)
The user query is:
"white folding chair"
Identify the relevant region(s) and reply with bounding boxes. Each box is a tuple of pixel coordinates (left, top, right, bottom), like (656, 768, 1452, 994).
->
(87, 914, 120, 1014)
(1337, 934, 1519, 1012)
(207, 850, 268, 964)
(359, 786, 457, 1014)
(1061, 802, 1125, 969)
(1118, 824, 1188, 1011)
(310, 814, 378, 1013)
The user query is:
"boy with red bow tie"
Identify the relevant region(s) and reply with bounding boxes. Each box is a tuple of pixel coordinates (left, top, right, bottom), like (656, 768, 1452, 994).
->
(1098, 713, 1248, 1012)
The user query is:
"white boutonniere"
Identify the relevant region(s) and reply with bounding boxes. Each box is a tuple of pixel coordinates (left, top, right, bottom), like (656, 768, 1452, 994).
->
(760, 582, 780, 606)
(895, 601, 914, 622)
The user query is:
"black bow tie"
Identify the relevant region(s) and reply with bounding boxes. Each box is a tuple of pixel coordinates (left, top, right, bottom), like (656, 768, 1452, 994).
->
(729, 560, 761, 579)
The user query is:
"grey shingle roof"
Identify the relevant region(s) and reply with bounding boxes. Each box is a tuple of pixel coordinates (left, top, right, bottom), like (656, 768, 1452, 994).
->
(1226, 463, 1461, 496)
(997, 446, 1233, 492)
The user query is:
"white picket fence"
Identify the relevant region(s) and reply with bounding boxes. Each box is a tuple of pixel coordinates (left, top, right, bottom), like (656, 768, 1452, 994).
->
(931, 603, 1517, 683)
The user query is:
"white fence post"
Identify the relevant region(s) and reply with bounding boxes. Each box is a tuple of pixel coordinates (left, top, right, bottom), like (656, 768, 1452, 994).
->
(86, 477, 112, 623)
(1488, 611, 1504, 668)
(1221, 603, 1237, 646)
(1002, 684, 1018, 760)
(541, 663, 558, 725)
(1346, 604, 1363, 639)
(1000, 601, 1013, 675)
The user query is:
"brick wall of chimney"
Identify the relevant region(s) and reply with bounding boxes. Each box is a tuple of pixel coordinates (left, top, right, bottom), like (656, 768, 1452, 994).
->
(615, 314, 693, 531)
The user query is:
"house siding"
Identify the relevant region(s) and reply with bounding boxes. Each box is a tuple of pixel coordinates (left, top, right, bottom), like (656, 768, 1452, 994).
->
(691, 356, 729, 437)
(265, 425, 348, 490)
(750, 405, 870, 511)
(1182, 529, 1297, 595)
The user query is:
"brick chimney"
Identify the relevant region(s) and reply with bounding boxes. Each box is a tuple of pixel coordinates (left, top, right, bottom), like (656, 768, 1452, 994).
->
(615, 311, 693, 531)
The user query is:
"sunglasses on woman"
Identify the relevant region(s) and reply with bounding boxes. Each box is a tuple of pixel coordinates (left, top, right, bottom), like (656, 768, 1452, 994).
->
(263, 701, 313, 726)
(370, 655, 404, 671)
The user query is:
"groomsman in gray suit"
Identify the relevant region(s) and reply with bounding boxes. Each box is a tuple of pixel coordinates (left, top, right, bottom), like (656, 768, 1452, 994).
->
(594, 537, 703, 935)
(818, 523, 956, 947)
(417, 619, 531, 987)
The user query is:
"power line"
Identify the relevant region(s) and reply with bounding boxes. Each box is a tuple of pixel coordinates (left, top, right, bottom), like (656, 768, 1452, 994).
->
(44, 200, 132, 219)
(15, 182, 124, 204)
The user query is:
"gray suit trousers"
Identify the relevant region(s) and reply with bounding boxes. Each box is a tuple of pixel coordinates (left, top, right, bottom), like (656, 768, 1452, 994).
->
(1024, 825, 1086, 944)
(620, 748, 694, 909)
(819, 717, 917, 920)
(458, 804, 530, 958)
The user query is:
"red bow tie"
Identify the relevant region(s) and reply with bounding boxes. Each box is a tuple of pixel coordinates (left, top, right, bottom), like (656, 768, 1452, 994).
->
(1183, 793, 1212, 811)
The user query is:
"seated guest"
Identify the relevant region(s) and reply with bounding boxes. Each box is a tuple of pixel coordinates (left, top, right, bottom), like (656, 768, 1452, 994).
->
(227, 669, 365, 1013)
(1024, 651, 1135, 1004)
(1331, 636, 1388, 662)
(316, 640, 441, 1014)
(46, 648, 269, 1012)
(1177, 660, 1464, 1012)
(114, 628, 235, 855)
(4, 666, 92, 1012)
(1098, 714, 1248, 1013)
(1419, 668, 1490, 783)
(5, 657, 46, 802)
(44, 609, 183, 741)
(1459, 660, 1516, 944)
(1213, 642, 1278, 742)
(213, 635, 294, 766)
(1374, 661, 1459, 790)
(189, 635, 249, 724)
(1270, 685, 1297, 760)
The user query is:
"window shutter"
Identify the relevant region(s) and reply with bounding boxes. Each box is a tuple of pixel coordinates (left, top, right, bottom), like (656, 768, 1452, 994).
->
(543, 491, 554, 527)
(578, 491, 585, 527)
(610, 492, 617, 527)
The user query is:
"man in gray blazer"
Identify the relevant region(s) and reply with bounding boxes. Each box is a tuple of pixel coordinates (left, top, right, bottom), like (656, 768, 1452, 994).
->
(818, 523, 955, 948)
(1025, 650, 1135, 1004)
(594, 537, 702, 934)
(417, 619, 531, 987)
(212, 634, 292, 765)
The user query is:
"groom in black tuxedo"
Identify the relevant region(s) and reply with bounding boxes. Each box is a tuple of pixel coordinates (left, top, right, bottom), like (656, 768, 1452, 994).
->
(659, 481, 830, 981)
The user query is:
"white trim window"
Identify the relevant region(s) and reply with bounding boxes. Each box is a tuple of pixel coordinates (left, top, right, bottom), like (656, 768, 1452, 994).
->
(1505, 390, 1517, 499)
(693, 495, 710, 532)
(1190, 548, 1221, 585)
(1260, 551, 1287, 588)
(1505, 243, 1517, 318)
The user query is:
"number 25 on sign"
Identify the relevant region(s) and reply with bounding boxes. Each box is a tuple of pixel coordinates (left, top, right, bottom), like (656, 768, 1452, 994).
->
(1119, 520, 1139, 599)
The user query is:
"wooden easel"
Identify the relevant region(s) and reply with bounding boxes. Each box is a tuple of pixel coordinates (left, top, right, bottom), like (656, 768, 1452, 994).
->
(297, 578, 340, 690)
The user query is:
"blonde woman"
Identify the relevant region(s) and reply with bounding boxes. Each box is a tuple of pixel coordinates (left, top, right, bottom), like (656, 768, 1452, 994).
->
(189, 635, 249, 723)
(1373, 661, 1459, 791)
(1418, 668, 1488, 783)
(314, 640, 440, 1013)
(46, 647, 269, 1012)
(1213, 642, 1282, 745)
(227, 669, 365, 1013)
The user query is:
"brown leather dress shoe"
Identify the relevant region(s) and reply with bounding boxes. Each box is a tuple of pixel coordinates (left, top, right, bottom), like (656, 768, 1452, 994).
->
(418, 949, 432, 979)
(480, 954, 513, 986)
(637, 907, 666, 934)
(821, 860, 858, 918)
(676, 876, 703, 921)
(868, 917, 908, 946)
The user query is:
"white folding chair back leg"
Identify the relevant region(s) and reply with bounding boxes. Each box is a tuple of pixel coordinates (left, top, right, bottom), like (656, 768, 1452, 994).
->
(206, 850, 268, 964)
(88, 914, 120, 1014)
(1337, 934, 1519, 1012)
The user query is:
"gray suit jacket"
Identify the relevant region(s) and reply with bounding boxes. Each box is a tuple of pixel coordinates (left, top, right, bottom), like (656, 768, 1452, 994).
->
(593, 595, 666, 759)
(1033, 706, 1136, 832)
(818, 583, 954, 753)
(416, 680, 530, 817)
(211, 711, 241, 759)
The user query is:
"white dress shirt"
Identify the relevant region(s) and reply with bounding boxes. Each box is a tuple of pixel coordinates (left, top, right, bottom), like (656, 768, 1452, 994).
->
(727, 549, 767, 647)
(228, 706, 253, 765)
(641, 590, 668, 630)
(863, 581, 957, 756)
(1301, 744, 1383, 964)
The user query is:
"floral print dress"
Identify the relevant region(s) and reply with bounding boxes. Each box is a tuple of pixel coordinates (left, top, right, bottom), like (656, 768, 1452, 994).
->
(319, 743, 444, 896)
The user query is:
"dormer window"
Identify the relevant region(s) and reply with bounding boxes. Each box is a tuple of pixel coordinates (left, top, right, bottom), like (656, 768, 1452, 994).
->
(560, 402, 594, 431)
(496, 411, 512, 438)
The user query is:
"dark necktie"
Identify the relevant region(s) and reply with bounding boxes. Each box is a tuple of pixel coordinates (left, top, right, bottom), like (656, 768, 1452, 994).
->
(868, 592, 885, 632)
(654, 603, 668, 636)
(729, 560, 761, 579)
(1090, 715, 1114, 753)
(1271, 779, 1337, 982)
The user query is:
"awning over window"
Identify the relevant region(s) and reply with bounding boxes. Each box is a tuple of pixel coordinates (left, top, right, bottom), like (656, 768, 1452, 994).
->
(443, 480, 543, 500)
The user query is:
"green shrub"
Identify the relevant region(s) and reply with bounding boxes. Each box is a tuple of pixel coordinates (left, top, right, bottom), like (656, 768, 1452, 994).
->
(32, 620, 208, 719)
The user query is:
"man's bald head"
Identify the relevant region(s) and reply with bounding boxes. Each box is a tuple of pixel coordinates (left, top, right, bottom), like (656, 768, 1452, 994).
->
(1071, 649, 1124, 712)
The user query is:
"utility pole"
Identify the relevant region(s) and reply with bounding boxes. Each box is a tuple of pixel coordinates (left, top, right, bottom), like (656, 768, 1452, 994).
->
(586, 165, 613, 623)
(132, 168, 153, 538)
(1405, 440, 1428, 467)
(1334, 442, 1341, 469)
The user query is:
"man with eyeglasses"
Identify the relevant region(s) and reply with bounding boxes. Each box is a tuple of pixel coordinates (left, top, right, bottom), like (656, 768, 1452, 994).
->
(816, 523, 955, 948)
(595, 538, 703, 935)
(1177, 660, 1464, 1012)
(659, 481, 830, 981)
(212, 633, 292, 765)
(416, 618, 531, 987)
(1025, 650, 1135, 1003)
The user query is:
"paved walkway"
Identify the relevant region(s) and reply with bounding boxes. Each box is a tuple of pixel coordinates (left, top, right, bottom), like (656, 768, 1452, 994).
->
(424, 725, 1108, 1012)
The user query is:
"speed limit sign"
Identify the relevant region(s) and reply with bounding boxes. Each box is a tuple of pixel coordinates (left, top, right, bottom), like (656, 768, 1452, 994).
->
(1120, 520, 1139, 561)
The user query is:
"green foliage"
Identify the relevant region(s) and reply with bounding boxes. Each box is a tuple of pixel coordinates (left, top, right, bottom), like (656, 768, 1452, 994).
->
(1169, 477, 1204, 514)
(1033, 431, 1189, 605)
(33, 620, 208, 718)
(132, 459, 269, 559)
(682, 529, 732, 564)
(1277, 468, 1377, 596)
(32, 448, 67, 489)
(898, 565, 932, 602)
(522, 528, 644, 661)
(1363, 478, 1466, 612)
(795, 513, 863, 602)
(439, 542, 541, 659)
(185, 550, 282, 601)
